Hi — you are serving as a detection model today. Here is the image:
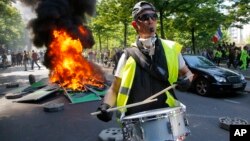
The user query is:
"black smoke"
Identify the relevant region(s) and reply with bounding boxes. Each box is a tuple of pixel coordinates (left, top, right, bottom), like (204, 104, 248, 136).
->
(20, 0, 96, 68)
(25, 0, 96, 48)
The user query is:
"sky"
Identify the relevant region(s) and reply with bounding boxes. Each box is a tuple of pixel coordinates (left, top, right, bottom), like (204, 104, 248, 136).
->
(11, 1, 36, 24)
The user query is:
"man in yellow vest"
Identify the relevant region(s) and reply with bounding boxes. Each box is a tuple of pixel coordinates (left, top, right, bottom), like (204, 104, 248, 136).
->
(240, 45, 249, 70)
(214, 47, 222, 66)
(96, 1, 193, 139)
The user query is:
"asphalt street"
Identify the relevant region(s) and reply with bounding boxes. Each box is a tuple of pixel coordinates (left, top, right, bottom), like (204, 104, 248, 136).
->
(0, 64, 117, 141)
(0, 63, 250, 141)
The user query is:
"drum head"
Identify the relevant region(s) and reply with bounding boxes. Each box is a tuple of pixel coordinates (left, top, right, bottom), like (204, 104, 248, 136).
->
(122, 107, 182, 120)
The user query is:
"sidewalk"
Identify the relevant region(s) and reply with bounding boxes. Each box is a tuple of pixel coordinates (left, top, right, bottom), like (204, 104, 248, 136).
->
(0, 65, 49, 95)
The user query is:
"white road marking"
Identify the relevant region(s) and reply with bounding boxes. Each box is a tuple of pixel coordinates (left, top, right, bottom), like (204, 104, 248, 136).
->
(223, 99, 240, 104)
(187, 114, 219, 119)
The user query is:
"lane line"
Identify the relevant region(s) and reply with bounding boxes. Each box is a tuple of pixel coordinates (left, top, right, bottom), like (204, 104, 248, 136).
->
(187, 114, 219, 119)
(223, 99, 240, 104)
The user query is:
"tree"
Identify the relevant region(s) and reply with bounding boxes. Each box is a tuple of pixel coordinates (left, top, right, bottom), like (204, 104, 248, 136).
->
(90, 0, 249, 53)
(0, 0, 25, 52)
(225, 0, 250, 28)
(90, 0, 135, 48)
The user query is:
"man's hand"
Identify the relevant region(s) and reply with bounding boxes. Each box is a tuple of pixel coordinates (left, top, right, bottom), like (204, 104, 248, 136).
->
(174, 77, 191, 91)
(96, 103, 113, 122)
(177, 135, 186, 141)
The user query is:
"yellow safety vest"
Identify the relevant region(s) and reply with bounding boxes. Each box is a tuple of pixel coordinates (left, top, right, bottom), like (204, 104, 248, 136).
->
(116, 39, 182, 118)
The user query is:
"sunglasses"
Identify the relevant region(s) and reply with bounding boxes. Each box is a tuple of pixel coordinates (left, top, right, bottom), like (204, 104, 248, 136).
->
(138, 13, 158, 21)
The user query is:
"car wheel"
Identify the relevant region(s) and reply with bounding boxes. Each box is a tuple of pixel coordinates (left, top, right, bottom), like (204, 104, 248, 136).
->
(195, 78, 210, 96)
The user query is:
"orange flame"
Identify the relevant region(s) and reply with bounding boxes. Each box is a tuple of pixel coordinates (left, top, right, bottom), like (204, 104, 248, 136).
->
(48, 27, 104, 91)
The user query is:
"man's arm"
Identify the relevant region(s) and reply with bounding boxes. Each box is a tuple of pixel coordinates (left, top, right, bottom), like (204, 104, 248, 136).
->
(95, 76, 121, 122)
(178, 53, 193, 81)
(179, 65, 193, 81)
(103, 76, 122, 107)
(102, 53, 127, 107)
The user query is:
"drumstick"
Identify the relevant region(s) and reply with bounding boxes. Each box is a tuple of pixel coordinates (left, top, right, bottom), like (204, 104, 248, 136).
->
(90, 98, 157, 116)
(144, 84, 177, 101)
(144, 74, 194, 101)
(90, 85, 175, 116)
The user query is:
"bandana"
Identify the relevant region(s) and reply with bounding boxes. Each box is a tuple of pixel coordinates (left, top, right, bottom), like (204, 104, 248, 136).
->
(139, 35, 157, 56)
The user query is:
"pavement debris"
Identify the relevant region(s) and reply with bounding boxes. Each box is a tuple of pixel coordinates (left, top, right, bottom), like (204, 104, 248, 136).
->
(219, 117, 248, 131)
(98, 128, 123, 141)
(5, 83, 19, 88)
(43, 102, 64, 112)
(5, 92, 23, 99)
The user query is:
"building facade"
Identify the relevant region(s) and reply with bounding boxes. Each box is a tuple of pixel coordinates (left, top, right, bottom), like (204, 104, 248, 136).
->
(228, 24, 250, 46)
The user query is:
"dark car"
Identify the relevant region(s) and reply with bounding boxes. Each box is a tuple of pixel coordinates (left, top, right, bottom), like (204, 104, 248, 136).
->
(183, 54, 247, 96)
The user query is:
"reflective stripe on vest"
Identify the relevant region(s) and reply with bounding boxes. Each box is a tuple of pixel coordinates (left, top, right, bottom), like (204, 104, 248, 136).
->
(116, 39, 182, 117)
(116, 57, 136, 113)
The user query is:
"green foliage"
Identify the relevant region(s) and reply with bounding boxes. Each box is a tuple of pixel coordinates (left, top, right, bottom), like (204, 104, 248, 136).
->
(226, 0, 250, 27)
(0, 1, 26, 52)
(90, 0, 135, 49)
(90, 0, 250, 52)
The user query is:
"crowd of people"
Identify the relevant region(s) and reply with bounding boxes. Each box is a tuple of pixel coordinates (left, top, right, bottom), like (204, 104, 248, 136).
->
(2, 50, 44, 71)
(83, 42, 250, 74)
(199, 42, 250, 70)
(83, 48, 123, 73)
(2, 43, 250, 74)
(3, 47, 123, 72)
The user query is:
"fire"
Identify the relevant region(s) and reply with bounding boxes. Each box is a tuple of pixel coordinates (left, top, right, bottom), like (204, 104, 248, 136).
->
(48, 27, 104, 91)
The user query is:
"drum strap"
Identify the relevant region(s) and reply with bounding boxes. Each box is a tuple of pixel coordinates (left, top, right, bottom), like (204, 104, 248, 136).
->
(124, 47, 170, 84)
(124, 47, 178, 100)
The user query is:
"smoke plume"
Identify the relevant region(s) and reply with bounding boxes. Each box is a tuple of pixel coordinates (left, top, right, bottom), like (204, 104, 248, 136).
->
(25, 0, 96, 48)
(20, 0, 96, 69)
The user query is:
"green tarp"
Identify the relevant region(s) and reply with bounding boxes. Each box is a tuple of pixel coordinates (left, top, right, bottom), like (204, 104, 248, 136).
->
(7, 77, 110, 104)
(5, 77, 49, 96)
(14, 84, 59, 102)
(64, 85, 109, 104)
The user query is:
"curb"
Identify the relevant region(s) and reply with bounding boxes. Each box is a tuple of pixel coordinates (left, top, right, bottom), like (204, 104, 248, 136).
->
(243, 76, 250, 93)
(245, 76, 250, 81)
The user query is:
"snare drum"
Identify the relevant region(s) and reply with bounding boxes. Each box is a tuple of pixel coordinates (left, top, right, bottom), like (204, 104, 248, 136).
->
(121, 107, 190, 141)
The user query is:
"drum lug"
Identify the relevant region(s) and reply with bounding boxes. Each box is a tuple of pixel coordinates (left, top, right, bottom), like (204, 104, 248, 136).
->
(140, 126, 145, 140)
(184, 117, 189, 126)
(183, 113, 190, 128)
(167, 122, 173, 134)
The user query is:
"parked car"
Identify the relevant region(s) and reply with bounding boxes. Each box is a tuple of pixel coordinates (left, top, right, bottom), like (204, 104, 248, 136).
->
(183, 54, 247, 96)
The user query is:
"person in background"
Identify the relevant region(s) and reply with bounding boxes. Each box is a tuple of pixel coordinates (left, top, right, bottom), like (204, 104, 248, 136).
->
(1, 52, 7, 69)
(240, 45, 249, 70)
(23, 50, 29, 71)
(213, 47, 222, 66)
(31, 50, 40, 70)
(227, 47, 237, 69)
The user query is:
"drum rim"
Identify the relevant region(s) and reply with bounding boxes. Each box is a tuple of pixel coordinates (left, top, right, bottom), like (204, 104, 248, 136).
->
(122, 107, 183, 120)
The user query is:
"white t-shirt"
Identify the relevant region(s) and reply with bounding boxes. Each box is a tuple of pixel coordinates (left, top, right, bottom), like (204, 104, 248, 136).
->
(114, 53, 186, 78)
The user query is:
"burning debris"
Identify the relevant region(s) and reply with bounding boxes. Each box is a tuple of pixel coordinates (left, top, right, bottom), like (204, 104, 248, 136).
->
(21, 0, 105, 91)
(48, 28, 105, 90)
